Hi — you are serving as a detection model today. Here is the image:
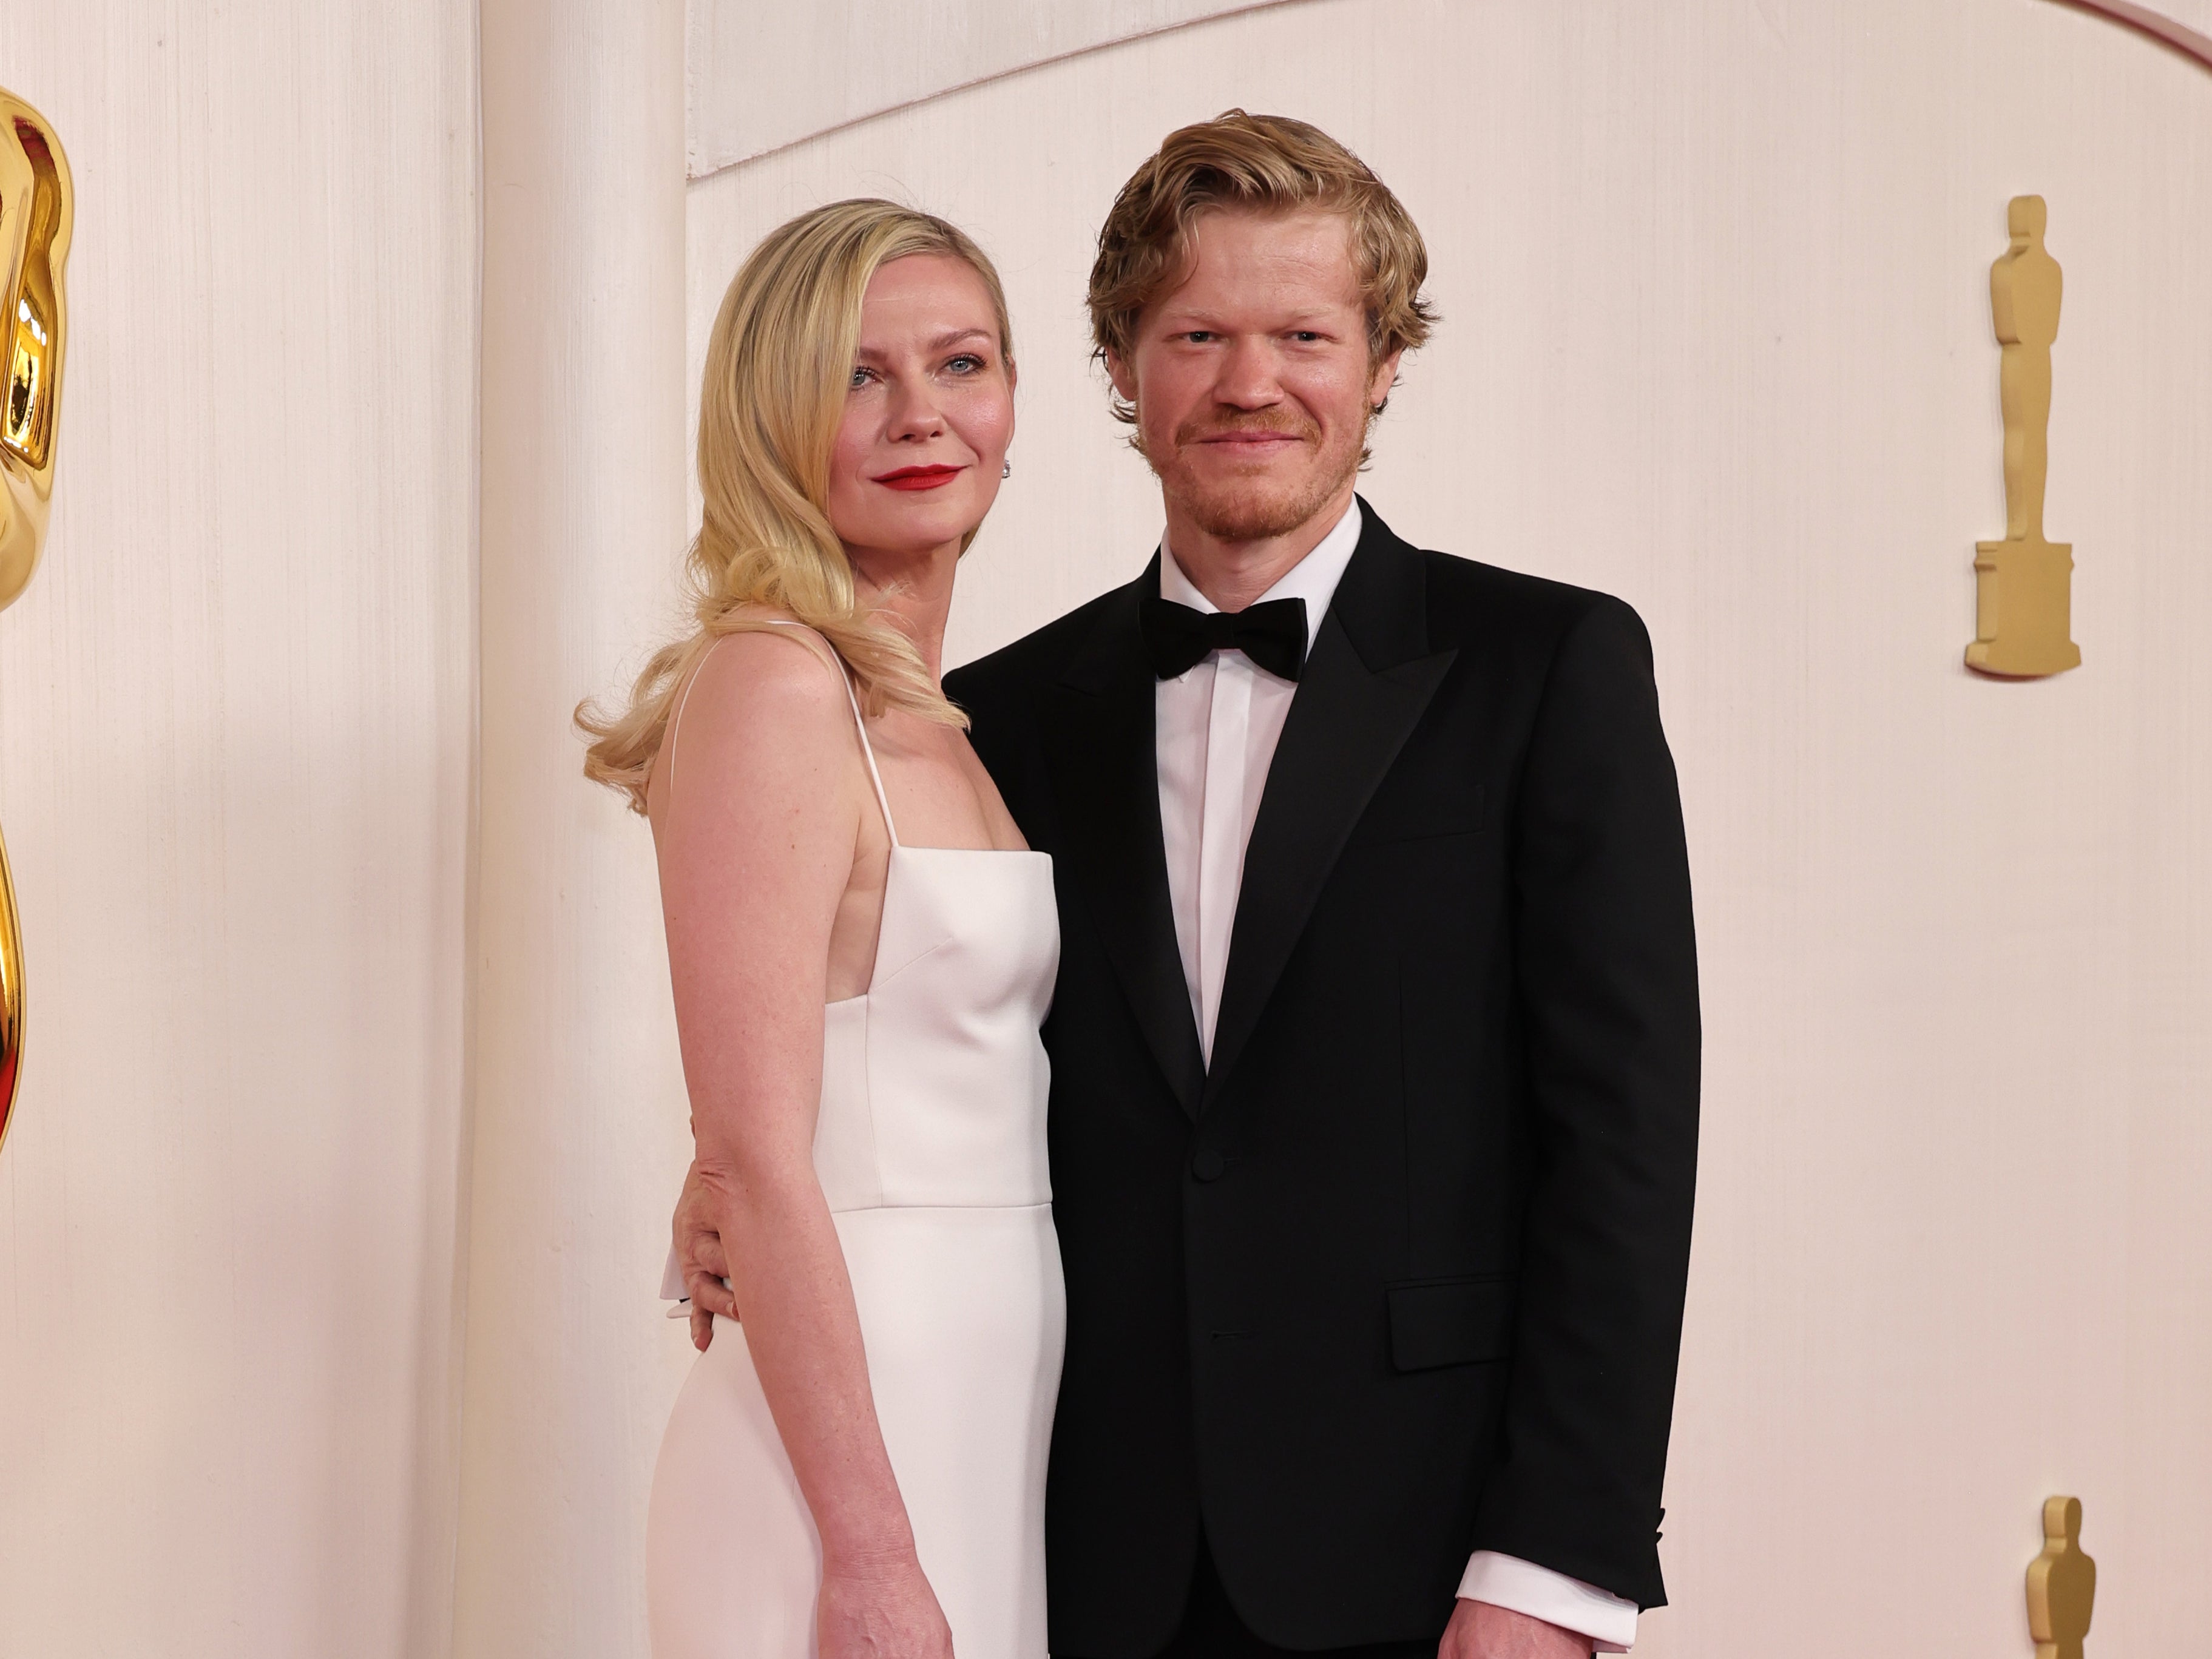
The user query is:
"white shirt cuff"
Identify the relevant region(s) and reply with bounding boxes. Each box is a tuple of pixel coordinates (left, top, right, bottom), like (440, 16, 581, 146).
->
(1458, 1550, 1640, 1652)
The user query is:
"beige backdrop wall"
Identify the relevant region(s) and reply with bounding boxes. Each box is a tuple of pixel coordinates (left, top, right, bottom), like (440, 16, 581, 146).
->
(0, 3, 478, 1657)
(676, 1, 2212, 1655)
(2, 2, 2207, 1657)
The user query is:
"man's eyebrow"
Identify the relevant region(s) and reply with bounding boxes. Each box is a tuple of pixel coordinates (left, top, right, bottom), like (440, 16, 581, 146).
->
(1153, 309, 1346, 330)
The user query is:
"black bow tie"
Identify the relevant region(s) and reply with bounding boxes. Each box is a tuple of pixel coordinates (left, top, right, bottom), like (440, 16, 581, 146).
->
(1139, 596, 1308, 683)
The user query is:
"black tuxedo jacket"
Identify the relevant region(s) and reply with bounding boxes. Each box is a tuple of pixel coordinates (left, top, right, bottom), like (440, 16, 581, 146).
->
(945, 502, 1699, 1657)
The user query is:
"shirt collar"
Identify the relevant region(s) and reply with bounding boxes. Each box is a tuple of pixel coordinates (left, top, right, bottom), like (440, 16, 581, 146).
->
(1157, 498, 1363, 662)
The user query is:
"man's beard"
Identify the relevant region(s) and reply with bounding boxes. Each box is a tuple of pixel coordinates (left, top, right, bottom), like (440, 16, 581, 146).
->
(1149, 408, 1367, 542)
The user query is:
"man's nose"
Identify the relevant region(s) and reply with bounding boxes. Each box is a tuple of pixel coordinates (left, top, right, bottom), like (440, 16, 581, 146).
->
(1211, 337, 1284, 409)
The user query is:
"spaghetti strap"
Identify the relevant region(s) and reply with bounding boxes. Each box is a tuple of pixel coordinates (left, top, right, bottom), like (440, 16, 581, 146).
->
(663, 637, 721, 803)
(661, 623, 898, 846)
(756, 620, 900, 848)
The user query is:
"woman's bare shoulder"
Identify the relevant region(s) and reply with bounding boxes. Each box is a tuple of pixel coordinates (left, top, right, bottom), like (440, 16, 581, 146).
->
(688, 621, 847, 717)
(650, 622, 856, 824)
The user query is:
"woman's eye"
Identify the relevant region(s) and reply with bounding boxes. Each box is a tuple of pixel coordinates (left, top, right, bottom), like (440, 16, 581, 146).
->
(848, 366, 875, 390)
(945, 354, 984, 374)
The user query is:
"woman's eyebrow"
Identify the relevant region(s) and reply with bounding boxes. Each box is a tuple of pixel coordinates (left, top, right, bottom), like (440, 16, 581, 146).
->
(854, 327, 995, 360)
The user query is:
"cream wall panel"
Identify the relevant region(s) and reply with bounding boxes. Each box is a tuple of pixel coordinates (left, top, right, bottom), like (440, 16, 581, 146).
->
(685, 0, 1279, 174)
(0, 4, 478, 1658)
(678, 2, 2212, 1654)
(456, 5, 692, 1658)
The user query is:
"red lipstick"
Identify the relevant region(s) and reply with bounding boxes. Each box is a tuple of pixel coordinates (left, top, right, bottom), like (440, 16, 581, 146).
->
(873, 464, 965, 491)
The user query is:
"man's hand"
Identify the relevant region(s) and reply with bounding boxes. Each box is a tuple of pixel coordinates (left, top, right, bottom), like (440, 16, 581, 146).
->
(1440, 1600, 1592, 1659)
(674, 1158, 739, 1352)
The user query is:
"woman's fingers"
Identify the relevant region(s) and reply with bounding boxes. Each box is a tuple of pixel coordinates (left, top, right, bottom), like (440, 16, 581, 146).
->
(674, 1157, 741, 1332)
(684, 1268, 741, 1322)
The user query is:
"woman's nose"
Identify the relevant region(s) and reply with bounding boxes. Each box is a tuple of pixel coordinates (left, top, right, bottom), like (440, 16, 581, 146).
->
(884, 378, 948, 439)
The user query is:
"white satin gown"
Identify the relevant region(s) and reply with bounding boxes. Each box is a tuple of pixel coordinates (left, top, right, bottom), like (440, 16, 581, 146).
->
(647, 635, 1064, 1659)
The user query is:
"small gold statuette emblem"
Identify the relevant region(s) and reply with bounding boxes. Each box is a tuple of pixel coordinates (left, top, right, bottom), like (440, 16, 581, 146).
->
(1967, 195, 2079, 678)
(2026, 1495, 2095, 1659)
(0, 86, 74, 1159)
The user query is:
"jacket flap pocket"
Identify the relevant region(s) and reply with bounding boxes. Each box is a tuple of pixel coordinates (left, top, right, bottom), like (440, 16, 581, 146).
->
(1388, 1275, 1514, 1373)
(1352, 780, 1486, 845)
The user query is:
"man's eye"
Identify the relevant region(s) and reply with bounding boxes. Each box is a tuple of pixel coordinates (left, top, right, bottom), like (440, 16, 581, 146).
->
(1183, 331, 1214, 343)
(1292, 331, 1322, 343)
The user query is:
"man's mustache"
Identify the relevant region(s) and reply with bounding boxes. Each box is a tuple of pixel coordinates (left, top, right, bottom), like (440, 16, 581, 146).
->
(1172, 412, 1318, 448)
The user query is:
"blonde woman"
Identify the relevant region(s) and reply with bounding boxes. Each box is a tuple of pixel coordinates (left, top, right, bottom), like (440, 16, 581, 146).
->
(582, 202, 1058, 1658)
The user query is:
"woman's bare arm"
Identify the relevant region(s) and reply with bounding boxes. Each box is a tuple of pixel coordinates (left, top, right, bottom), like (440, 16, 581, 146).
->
(652, 631, 941, 1642)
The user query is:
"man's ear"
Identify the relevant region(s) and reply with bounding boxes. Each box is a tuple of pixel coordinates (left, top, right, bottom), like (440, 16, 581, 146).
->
(1105, 349, 1138, 407)
(1367, 347, 1405, 413)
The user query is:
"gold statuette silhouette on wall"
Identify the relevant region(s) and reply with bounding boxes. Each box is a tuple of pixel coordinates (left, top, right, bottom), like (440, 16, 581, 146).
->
(2027, 1495, 2095, 1659)
(0, 87, 75, 1160)
(1968, 195, 2080, 678)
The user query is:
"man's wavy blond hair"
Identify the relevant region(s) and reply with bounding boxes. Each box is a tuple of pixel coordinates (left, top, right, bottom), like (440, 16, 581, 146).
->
(1088, 110, 1436, 425)
(579, 199, 1012, 813)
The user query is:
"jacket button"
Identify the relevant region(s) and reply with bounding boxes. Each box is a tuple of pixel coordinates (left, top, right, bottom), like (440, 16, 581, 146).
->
(1191, 1149, 1225, 1182)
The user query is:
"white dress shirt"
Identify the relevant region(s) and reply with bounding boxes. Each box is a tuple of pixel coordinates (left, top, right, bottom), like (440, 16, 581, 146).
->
(1152, 499, 1641, 1653)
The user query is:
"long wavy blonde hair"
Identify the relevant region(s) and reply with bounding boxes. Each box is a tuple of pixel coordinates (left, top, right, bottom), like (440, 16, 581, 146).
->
(578, 199, 1014, 813)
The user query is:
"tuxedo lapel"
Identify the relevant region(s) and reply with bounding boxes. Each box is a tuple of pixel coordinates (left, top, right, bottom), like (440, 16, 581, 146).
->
(1042, 563, 1206, 1117)
(1204, 508, 1457, 1106)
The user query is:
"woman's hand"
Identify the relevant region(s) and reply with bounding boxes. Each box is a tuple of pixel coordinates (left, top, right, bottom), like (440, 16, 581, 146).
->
(674, 1155, 740, 1351)
(817, 1552, 956, 1659)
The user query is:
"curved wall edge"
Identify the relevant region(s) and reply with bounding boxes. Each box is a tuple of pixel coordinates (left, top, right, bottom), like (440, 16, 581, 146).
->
(686, 0, 1300, 180)
(2050, 0, 2212, 66)
(690, 0, 2208, 184)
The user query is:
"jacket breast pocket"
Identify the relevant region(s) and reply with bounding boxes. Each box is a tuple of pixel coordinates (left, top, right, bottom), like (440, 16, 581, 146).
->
(1387, 1274, 1515, 1373)
(1351, 780, 1485, 846)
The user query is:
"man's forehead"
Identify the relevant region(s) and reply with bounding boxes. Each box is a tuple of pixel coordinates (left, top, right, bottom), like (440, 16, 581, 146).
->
(1160, 209, 1362, 308)
(1185, 205, 1355, 258)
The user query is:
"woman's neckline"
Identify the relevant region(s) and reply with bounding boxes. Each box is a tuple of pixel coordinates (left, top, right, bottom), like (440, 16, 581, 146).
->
(887, 843, 1049, 858)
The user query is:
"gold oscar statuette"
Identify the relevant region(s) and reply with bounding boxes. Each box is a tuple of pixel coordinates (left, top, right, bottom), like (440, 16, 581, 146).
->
(0, 87, 74, 1159)
(1967, 195, 2080, 678)
(2027, 1495, 2095, 1659)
